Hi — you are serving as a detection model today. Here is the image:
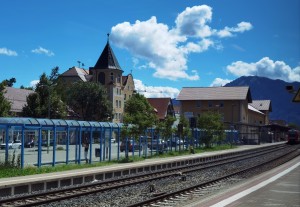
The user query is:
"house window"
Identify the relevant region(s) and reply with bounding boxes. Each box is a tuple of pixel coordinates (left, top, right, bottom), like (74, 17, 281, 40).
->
(208, 101, 213, 108)
(117, 75, 121, 83)
(98, 72, 105, 85)
(116, 100, 118, 108)
(119, 100, 121, 108)
(124, 94, 127, 100)
(219, 101, 224, 107)
(196, 100, 201, 108)
(110, 72, 114, 82)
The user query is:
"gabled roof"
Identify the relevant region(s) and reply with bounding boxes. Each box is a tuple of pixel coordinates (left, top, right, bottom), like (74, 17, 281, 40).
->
(177, 86, 252, 102)
(60, 67, 92, 82)
(147, 98, 173, 120)
(250, 100, 272, 112)
(248, 104, 264, 115)
(122, 74, 133, 86)
(4, 87, 34, 113)
(93, 41, 122, 71)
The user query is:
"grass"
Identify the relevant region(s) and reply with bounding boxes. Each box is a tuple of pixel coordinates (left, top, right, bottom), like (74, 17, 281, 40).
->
(0, 144, 235, 179)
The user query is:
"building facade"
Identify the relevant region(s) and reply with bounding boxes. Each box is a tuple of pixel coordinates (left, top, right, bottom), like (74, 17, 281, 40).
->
(176, 86, 273, 142)
(177, 86, 253, 124)
(60, 39, 135, 123)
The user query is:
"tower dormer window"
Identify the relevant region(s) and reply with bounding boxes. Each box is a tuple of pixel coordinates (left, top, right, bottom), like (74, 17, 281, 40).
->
(110, 72, 114, 82)
(98, 72, 105, 85)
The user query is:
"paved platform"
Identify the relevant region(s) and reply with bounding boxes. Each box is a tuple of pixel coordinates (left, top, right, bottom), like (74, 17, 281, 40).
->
(0, 142, 287, 198)
(186, 148, 300, 207)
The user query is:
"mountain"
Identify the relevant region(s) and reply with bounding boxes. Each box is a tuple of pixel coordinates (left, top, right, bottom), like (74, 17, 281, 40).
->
(225, 76, 300, 126)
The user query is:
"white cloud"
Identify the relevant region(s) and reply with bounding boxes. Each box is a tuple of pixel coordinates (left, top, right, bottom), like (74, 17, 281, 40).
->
(134, 79, 180, 98)
(210, 78, 232, 87)
(30, 80, 39, 88)
(175, 5, 213, 38)
(111, 5, 252, 81)
(226, 57, 300, 82)
(31, 46, 54, 56)
(217, 21, 253, 38)
(0, 47, 18, 56)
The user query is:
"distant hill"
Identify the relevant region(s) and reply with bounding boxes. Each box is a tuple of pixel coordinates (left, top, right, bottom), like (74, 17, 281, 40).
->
(225, 76, 300, 126)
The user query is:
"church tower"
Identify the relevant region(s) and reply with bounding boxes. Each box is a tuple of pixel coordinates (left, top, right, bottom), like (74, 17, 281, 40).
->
(89, 34, 134, 123)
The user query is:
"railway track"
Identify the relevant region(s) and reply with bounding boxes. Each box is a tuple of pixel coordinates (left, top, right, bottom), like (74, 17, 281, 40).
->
(128, 146, 300, 207)
(0, 144, 296, 207)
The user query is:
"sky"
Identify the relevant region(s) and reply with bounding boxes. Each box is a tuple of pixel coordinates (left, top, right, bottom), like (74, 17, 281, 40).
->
(1, 0, 299, 98)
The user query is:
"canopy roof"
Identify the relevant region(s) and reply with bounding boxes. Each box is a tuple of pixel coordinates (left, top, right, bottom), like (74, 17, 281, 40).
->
(0, 117, 123, 129)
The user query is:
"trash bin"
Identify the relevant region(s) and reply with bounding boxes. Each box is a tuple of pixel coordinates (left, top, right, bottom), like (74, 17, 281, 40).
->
(95, 148, 100, 157)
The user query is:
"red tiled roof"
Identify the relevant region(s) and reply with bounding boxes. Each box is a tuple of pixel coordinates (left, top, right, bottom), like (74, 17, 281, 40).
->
(147, 98, 172, 120)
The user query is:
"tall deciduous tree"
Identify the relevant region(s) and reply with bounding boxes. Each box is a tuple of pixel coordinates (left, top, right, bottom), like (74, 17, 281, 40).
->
(179, 115, 192, 146)
(121, 93, 157, 159)
(197, 111, 225, 148)
(66, 81, 112, 121)
(22, 68, 67, 119)
(123, 93, 157, 140)
(156, 115, 176, 141)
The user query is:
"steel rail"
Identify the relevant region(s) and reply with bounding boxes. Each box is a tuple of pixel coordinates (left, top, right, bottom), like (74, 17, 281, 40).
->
(0, 144, 290, 206)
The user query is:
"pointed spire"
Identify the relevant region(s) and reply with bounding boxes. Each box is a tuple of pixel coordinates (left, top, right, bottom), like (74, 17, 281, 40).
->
(93, 34, 122, 71)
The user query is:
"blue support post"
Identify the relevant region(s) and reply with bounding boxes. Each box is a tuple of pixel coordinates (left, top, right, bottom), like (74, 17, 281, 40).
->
(78, 127, 82, 164)
(102, 128, 106, 161)
(109, 124, 112, 161)
(89, 127, 93, 164)
(5, 126, 9, 163)
(139, 135, 141, 157)
(66, 127, 70, 164)
(117, 126, 120, 161)
(100, 126, 103, 162)
(38, 128, 42, 167)
(52, 126, 57, 167)
(132, 138, 135, 157)
(21, 125, 25, 169)
(75, 129, 78, 163)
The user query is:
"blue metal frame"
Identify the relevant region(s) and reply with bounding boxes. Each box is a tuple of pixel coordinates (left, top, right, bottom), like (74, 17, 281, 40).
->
(0, 117, 196, 168)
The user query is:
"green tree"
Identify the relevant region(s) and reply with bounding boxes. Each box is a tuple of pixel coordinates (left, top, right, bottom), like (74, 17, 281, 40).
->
(22, 69, 67, 119)
(123, 93, 157, 139)
(197, 112, 225, 148)
(2, 78, 16, 87)
(66, 81, 112, 121)
(22, 93, 41, 118)
(157, 115, 176, 141)
(0, 83, 11, 117)
(20, 85, 34, 90)
(122, 93, 157, 158)
(179, 115, 192, 147)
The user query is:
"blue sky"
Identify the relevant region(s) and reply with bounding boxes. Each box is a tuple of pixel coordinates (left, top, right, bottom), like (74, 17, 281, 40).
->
(1, 0, 299, 98)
